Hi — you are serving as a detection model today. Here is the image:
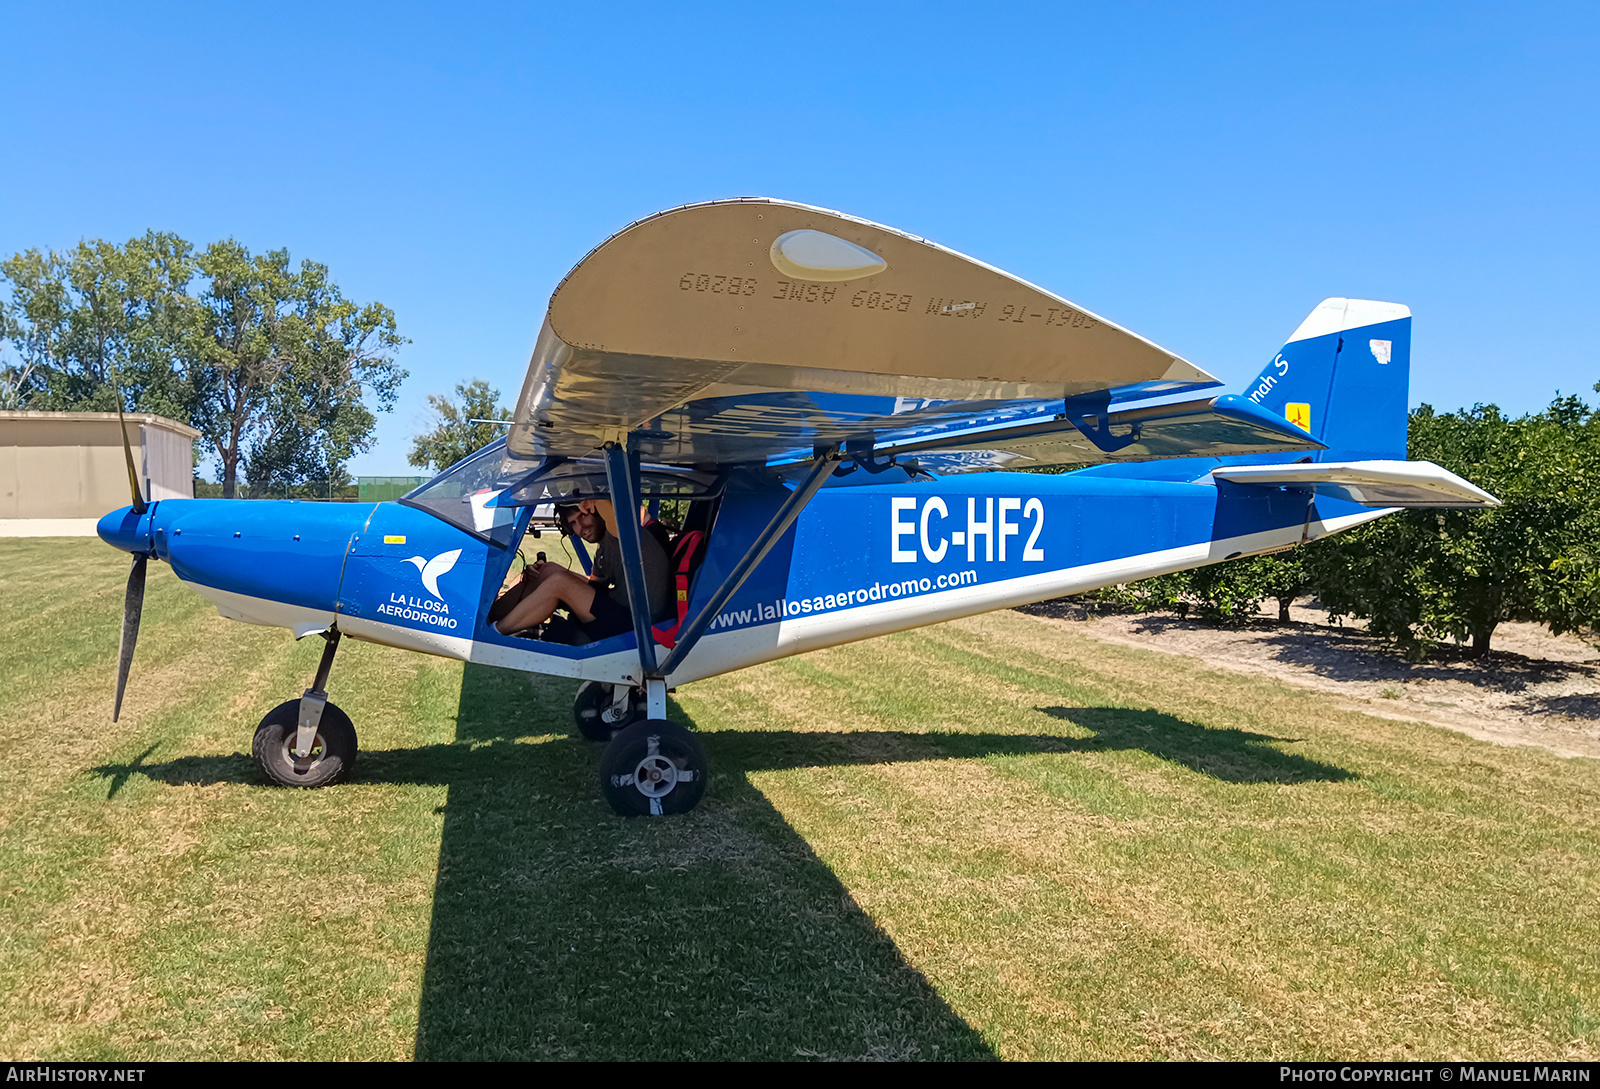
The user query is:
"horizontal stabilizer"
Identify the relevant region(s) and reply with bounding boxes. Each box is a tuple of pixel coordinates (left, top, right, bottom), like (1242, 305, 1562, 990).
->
(886, 393, 1325, 473)
(1211, 461, 1500, 508)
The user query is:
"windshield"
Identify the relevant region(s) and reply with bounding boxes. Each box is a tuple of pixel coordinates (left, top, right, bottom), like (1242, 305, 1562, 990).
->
(400, 439, 541, 546)
(403, 439, 726, 542)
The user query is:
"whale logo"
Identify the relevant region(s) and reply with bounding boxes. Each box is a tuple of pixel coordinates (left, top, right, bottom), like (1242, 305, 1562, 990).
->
(405, 549, 461, 599)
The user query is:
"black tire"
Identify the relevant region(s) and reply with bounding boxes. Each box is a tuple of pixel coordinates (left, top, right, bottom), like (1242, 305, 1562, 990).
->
(573, 680, 641, 742)
(251, 699, 358, 788)
(599, 719, 707, 817)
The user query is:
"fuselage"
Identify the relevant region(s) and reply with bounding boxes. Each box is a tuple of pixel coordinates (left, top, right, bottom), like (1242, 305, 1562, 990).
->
(97, 466, 1386, 688)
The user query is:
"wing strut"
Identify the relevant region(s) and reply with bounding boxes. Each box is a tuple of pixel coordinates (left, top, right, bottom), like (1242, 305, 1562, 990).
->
(654, 444, 842, 680)
(603, 442, 661, 680)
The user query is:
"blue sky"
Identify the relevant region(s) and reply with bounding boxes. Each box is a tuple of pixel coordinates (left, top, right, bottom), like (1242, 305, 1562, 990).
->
(2, 1, 1595, 476)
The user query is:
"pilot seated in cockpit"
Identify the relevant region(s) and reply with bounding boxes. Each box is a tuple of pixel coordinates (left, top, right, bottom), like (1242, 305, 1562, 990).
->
(491, 498, 673, 643)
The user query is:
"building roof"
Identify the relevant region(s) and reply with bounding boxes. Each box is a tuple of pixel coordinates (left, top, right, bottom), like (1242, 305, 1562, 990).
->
(0, 410, 201, 440)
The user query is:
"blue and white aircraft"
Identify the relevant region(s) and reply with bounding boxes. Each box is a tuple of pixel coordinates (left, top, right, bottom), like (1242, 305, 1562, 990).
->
(96, 198, 1498, 816)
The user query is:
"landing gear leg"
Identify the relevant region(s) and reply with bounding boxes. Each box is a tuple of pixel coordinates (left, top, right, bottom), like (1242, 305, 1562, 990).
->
(594, 439, 724, 816)
(296, 630, 341, 758)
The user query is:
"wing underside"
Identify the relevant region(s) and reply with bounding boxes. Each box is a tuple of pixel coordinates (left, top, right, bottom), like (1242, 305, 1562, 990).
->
(508, 198, 1231, 469)
(886, 393, 1324, 473)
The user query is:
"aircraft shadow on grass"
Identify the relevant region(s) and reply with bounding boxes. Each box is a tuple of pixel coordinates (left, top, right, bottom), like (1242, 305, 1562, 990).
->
(1031, 706, 1352, 785)
(91, 664, 1354, 1060)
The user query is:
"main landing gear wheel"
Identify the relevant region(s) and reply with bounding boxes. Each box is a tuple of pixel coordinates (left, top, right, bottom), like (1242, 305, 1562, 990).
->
(599, 719, 707, 817)
(573, 680, 642, 742)
(251, 699, 358, 788)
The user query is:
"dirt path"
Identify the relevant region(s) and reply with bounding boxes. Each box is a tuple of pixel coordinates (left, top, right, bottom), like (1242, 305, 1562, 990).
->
(1016, 599, 1600, 760)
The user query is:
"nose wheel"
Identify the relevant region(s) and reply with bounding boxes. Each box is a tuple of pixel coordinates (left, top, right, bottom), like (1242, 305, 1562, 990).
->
(251, 629, 356, 788)
(599, 720, 707, 816)
(252, 700, 358, 787)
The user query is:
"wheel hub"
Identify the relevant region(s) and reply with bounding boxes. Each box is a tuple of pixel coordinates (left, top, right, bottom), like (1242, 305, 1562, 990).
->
(279, 732, 324, 774)
(630, 752, 680, 797)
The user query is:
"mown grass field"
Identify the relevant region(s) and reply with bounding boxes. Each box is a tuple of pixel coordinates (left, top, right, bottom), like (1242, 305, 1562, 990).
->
(3, 538, 1599, 1061)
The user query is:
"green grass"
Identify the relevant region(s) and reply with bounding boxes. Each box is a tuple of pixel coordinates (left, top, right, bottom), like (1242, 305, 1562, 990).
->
(2, 539, 1599, 1060)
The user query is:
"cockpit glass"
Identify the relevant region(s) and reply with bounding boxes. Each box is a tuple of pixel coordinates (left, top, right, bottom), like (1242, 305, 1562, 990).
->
(399, 439, 541, 546)
(402, 439, 725, 543)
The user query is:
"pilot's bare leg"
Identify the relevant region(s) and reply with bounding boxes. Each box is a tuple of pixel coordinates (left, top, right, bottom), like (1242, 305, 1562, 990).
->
(495, 570, 597, 634)
(532, 564, 597, 599)
(488, 575, 532, 624)
(490, 561, 586, 624)
(523, 560, 570, 587)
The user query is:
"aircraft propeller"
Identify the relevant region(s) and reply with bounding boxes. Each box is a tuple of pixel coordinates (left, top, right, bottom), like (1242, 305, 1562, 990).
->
(108, 369, 149, 722)
(114, 551, 147, 721)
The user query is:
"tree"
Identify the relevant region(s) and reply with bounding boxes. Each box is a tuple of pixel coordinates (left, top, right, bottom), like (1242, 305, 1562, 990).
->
(0, 233, 195, 416)
(1186, 550, 1314, 623)
(1, 234, 405, 497)
(1091, 550, 1311, 624)
(408, 380, 509, 471)
(185, 241, 406, 497)
(1087, 571, 1190, 615)
(1258, 550, 1314, 622)
(1312, 396, 1600, 657)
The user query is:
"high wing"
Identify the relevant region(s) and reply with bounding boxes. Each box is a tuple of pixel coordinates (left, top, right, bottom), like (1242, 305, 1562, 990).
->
(507, 198, 1318, 470)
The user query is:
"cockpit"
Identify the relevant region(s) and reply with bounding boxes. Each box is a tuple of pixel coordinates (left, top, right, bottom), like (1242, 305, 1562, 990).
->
(398, 439, 722, 650)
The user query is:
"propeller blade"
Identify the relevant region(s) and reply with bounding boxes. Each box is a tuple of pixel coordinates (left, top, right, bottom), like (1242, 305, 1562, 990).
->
(105, 364, 147, 515)
(118, 419, 147, 516)
(113, 553, 147, 722)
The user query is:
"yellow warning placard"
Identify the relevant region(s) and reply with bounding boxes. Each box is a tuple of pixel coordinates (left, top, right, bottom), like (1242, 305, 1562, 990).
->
(1285, 403, 1312, 433)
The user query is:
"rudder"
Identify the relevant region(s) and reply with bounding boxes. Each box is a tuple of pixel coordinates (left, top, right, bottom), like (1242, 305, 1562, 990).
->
(1242, 298, 1411, 462)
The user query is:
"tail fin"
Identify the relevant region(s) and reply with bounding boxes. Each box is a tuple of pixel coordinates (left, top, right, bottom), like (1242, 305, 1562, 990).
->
(1241, 298, 1411, 461)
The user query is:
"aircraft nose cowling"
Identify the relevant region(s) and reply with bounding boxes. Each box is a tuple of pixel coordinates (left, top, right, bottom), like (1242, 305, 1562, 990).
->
(157, 500, 376, 616)
(97, 505, 154, 555)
